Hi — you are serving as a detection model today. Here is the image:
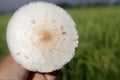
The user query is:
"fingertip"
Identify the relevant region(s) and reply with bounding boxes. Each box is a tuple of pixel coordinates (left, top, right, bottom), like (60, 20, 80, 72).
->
(28, 72, 47, 80)
(45, 70, 60, 80)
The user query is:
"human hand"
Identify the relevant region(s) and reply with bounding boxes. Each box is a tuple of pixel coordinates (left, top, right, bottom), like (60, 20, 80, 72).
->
(0, 55, 58, 80)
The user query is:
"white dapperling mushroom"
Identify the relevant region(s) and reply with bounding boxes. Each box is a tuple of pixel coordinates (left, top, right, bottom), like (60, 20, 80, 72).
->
(6, 2, 78, 72)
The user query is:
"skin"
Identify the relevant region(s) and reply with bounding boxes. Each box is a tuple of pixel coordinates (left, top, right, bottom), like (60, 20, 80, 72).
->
(0, 55, 59, 80)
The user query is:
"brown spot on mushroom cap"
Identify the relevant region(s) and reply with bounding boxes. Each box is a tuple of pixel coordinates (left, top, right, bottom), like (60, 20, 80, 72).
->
(40, 30, 52, 42)
(31, 19, 36, 24)
(24, 55, 29, 59)
(37, 29, 53, 43)
(31, 25, 59, 51)
(62, 31, 67, 35)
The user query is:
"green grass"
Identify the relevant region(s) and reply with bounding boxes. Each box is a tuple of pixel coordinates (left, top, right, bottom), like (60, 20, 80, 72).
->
(0, 14, 11, 59)
(0, 6, 120, 80)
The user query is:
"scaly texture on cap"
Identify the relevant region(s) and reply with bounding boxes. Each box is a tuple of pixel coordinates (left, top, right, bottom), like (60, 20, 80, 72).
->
(6, 2, 78, 72)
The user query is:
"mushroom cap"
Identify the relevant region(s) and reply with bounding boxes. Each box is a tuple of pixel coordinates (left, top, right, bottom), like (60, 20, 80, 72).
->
(6, 2, 78, 72)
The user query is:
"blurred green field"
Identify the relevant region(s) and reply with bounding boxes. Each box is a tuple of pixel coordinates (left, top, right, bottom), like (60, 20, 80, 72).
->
(0, 6, 120, 80)
(0, 14, 11, 59)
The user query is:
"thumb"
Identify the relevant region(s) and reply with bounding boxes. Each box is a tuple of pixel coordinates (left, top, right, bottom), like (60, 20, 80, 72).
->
(0, 55, 28, 80)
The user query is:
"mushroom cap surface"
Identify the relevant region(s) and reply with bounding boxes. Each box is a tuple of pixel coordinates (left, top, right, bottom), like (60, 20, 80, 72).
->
(6, 2, 78, 72)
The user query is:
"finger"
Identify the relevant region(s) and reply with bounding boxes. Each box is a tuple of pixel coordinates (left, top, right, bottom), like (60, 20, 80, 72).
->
(28, 72, 47, 80)
(0, 55, 28, 80)
(45, 70, 59, 80)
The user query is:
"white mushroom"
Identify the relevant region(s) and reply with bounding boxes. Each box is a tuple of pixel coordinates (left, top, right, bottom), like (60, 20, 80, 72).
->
(6, 2, 78, 72)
